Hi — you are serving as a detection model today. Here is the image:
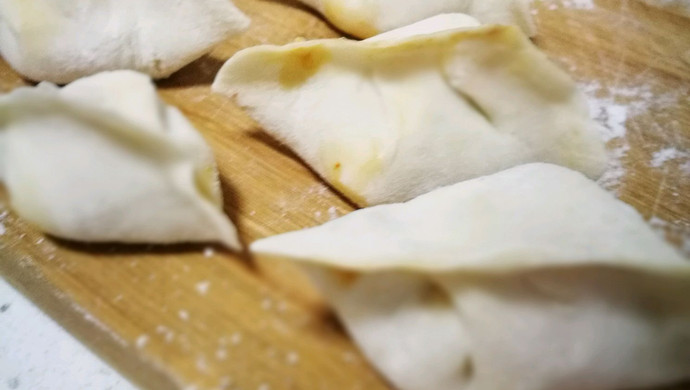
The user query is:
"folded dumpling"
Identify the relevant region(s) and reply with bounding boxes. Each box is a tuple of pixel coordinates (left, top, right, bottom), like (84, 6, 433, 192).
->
(213, 17, 607, 206)
(251, 163, 690, 390)
(0, 70, 240, 248)
(0, 0, 250, 83)
(296, 0, 535, 38)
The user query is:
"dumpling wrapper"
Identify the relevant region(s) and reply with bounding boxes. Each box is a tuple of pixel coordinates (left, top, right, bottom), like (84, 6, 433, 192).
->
(213, 16, 607, 206)
(296, 0, 535, 38)
(0, 0, 249, 84)
(251, 163, 690, 390)
(0, 70, 240, 248)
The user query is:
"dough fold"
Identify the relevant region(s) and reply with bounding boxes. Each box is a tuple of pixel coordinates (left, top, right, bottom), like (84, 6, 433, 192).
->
(214, 17, 606, 206)
(252, 163, 690, 390)
(0, 70, 241, 248)
(0, 0, 250, 83)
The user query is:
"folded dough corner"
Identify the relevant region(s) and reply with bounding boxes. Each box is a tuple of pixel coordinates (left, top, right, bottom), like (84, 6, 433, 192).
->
(251, 163, 690, 390)
(0, 0, 249, 83)
(0, 70, 241, 249)
(213, 15, 607, 206)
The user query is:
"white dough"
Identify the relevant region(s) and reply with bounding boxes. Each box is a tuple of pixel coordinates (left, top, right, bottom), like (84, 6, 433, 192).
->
(213, 17, 607, 206)
(0, 71, 240, 248)
(0, 0, 250, 83)
(251, 163, 690, 390)
(296, 0, 535, 38)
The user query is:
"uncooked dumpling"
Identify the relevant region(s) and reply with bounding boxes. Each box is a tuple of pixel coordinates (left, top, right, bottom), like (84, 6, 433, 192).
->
(0, 0, 250, 83)
(296, 0, 535, 38)
(0, 70, 240, 248)
(251, 163, 690, 390)
(213, 17, 607, 205)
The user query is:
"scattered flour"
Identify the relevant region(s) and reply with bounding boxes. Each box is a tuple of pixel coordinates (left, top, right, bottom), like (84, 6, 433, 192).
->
(136, 335, 149, 349)
(72, 305, 128, 348)
(580, 79, 687, 192)
(195, 280, 211, 295)
(230, 332, 243, 345)
(328, 206, 339, 220)
(650, 147, 690, 168)
(195, 355, 209, 373)
(216, 348, 228, 360)
(580, 81, 634, 191)
(0, 210, 7, 236)
(261, 298, 273, 311)
(285, 351, 300, 365)
(178, 310, 189, 321)
(546, 0, 689, 229)
(541, 1, 690, 256)
(561, 0, 595, 9)
(203, 247, 215, 258)
(579, 78, 690, 253)
(307, 184, 330, 197)
(156, 325, 175, 343)
(219, 376, 234, 389)
(681, 161, 690, 175)
(544, 0, 595, 10)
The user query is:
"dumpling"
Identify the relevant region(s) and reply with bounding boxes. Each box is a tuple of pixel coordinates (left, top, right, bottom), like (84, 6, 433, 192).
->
(251, 163, 690, 390)
(295, 0, 535, 38)
(213, 16, 607, 206)
(0, 0, 249, 84)
(0, 70, 240, 248)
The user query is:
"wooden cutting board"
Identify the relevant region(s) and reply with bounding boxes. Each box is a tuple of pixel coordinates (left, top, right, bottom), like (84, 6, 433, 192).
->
(1, 0, 689, 389)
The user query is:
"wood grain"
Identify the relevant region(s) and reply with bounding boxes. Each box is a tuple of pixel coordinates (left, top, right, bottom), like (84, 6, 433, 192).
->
(1, 0, 689, 389)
